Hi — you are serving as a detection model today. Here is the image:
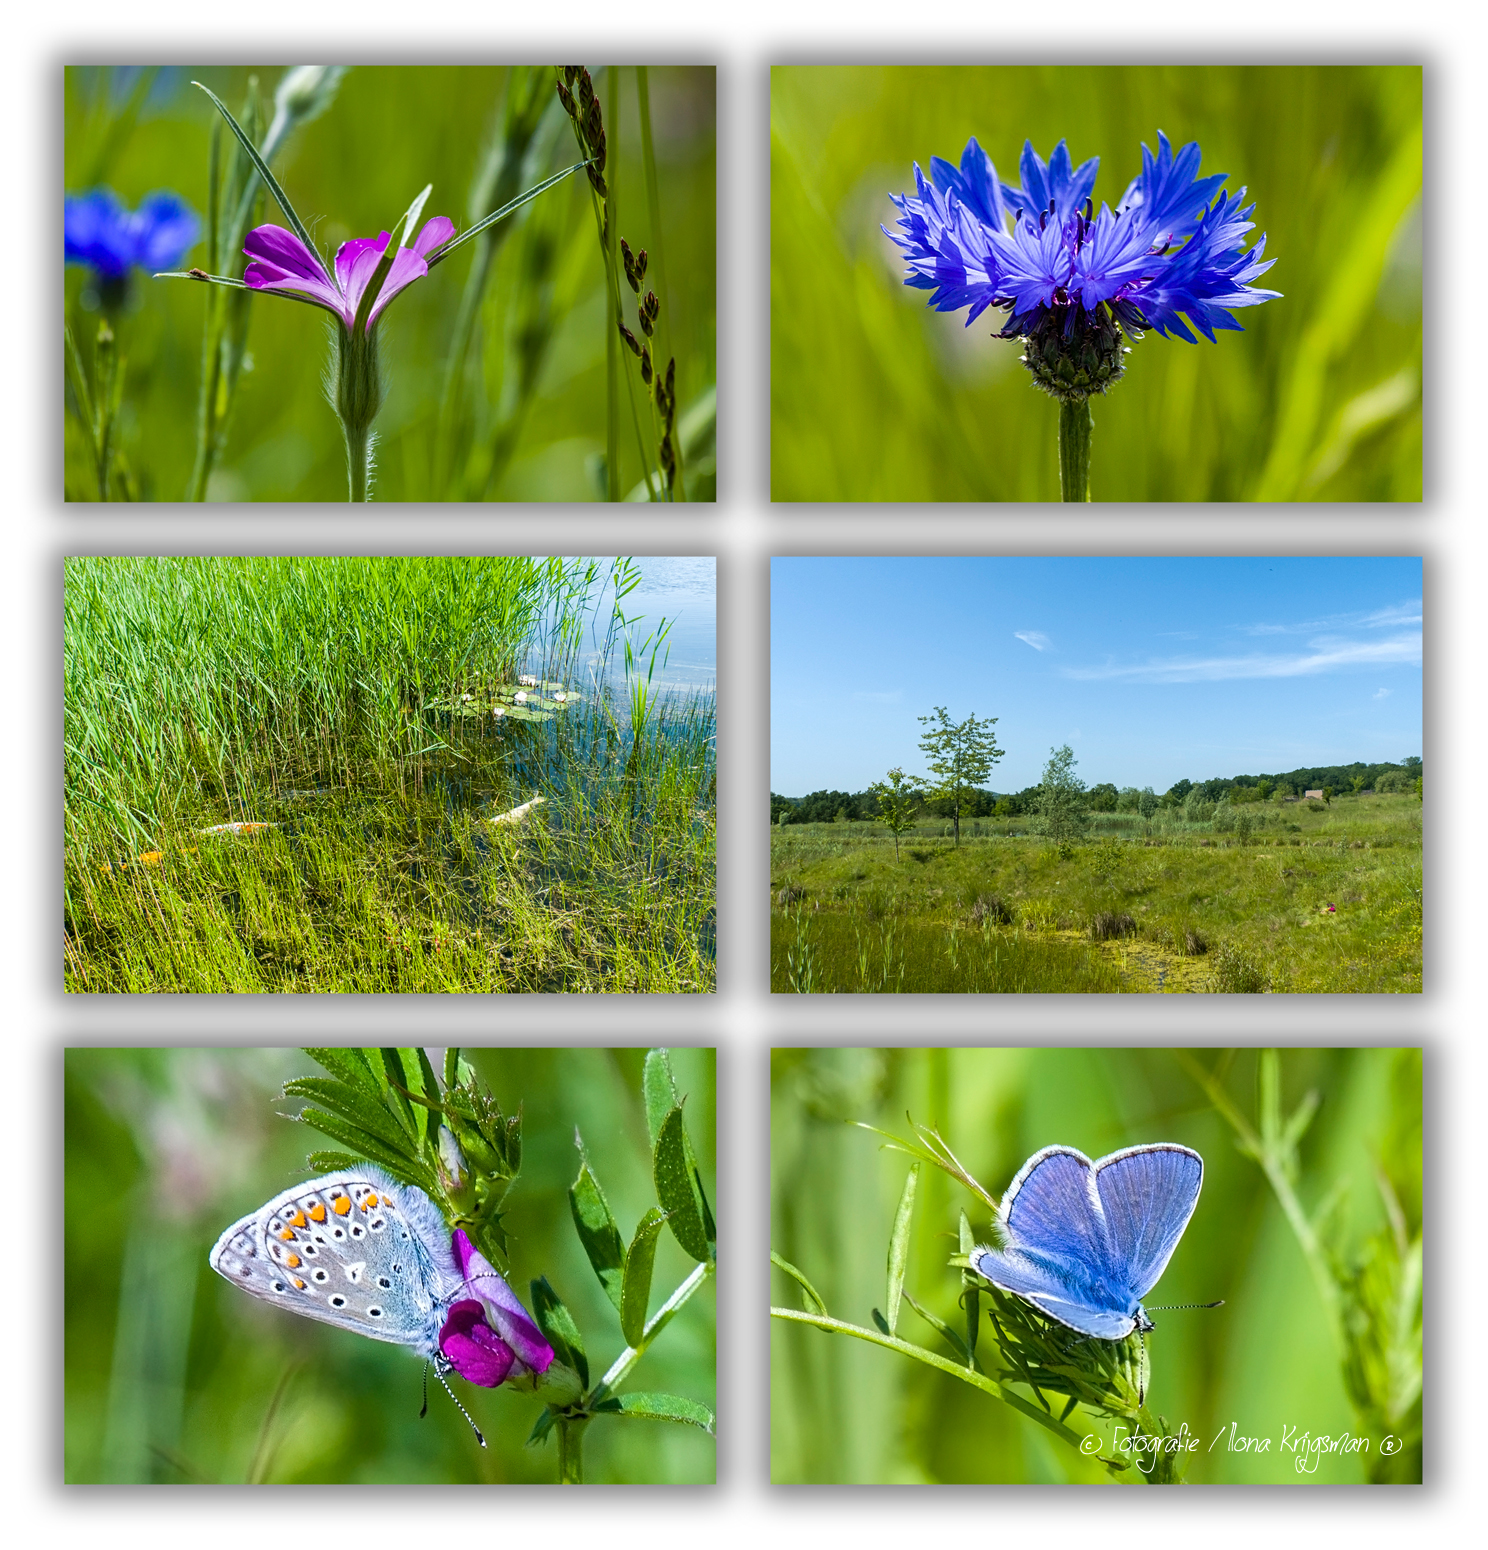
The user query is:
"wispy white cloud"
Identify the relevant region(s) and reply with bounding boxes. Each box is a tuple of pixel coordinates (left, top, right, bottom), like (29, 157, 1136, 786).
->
(1063, 633, 1421, 684)
(1015, 630, 1051, 651)
(1373, 687, 1391, 700)
(1241, 599, 1422, 638)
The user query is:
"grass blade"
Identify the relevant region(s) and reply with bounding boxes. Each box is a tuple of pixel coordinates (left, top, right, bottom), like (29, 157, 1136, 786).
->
(424, 162, 590, 269)
(192, 81, 321, 265)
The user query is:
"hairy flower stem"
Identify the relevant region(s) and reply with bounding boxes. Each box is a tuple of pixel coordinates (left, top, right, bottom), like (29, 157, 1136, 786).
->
(1059, 397, 1093, 501)
(333, 324, 384, 502)
(557, 1416, 587, 1483)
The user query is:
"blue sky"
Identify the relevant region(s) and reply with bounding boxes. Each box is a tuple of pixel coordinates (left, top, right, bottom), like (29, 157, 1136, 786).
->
(771, 557, 1423, 794)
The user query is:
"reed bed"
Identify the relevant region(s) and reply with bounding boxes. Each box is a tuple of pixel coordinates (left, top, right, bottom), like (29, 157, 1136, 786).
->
(64, 557, 715, 992)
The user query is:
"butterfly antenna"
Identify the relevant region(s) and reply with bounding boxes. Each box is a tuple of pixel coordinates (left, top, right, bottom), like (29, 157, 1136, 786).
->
(435, 1364, 487, 1448)
(1137, 1330, 1148, 1408)
(420, 1362, 430, 1420)
(1145, 1299, 1225, 1312)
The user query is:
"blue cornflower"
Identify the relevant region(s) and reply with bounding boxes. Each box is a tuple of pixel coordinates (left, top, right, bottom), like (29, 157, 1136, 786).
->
(65, 187, 200, 297)
(885, 133, 1279, 401)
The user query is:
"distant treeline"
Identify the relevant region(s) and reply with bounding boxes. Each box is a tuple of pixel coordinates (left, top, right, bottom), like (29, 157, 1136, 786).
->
(770, 758, 1422, 825)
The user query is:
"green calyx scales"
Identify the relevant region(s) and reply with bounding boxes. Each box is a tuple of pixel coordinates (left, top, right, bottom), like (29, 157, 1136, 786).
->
(1020, 304, 1130, 402)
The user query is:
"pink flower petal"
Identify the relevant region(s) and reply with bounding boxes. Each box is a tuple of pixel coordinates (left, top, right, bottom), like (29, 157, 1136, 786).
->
(336, 231, 393, 323)
(451, 1229, 555, 1376)
(438, 1300, 515, 1388)
(366, 247, 430, 328)
(244, 224, 331, 282)
(412, 215, 456, 258)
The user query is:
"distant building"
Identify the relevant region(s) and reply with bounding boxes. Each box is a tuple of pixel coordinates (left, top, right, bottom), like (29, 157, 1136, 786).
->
(1303, 789, 1324, 800)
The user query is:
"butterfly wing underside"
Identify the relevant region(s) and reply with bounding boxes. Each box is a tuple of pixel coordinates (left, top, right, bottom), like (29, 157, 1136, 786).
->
(1093, 1144, 1203, 1300)
(970, 1248, 1140, 1339)
(208, 1168, 456, 1359)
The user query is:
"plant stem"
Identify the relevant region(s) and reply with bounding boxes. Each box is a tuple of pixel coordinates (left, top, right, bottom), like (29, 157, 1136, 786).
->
(1058, 396, 1093, 502)
(635, 68, 683, 502)
(556, 1416, 587, 1483)
(770, 1305, 1087, 1453)
(604, 69, 621, 502)
(592, 1260, 711, 1400)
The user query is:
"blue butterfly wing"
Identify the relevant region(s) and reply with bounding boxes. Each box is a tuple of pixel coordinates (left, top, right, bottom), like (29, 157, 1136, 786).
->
(1093, 1144, 1203, 1300)
(971, 1246, 1138, 1340)
(1000, 1146, 1116, 1276)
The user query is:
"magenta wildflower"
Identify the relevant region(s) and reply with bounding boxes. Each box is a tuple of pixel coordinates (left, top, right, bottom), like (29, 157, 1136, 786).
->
(241, 216, 455, 332)
(438, 1228, 554, 1388)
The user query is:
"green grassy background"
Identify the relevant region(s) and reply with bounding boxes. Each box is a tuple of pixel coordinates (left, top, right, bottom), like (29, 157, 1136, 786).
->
(771, 65, 1422, 501)
(65, 1047, 715, 1483)
(64, 66, 715, 502)
(770, 792, 1421, 992)
(771, 1046, 1420, 1483)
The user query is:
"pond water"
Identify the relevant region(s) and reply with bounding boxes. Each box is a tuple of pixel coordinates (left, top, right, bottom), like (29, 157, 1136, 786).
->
(578, 555, 716, 693)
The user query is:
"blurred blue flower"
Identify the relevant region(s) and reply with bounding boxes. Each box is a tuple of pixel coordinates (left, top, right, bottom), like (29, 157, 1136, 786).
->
(884, 133, 1279, 351)
(65, 187, 200, 282)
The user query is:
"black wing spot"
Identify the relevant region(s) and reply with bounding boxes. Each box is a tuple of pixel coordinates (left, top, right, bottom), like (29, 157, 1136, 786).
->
(329, 1295, 347, 1309)
(377, 1276, 392, 1289)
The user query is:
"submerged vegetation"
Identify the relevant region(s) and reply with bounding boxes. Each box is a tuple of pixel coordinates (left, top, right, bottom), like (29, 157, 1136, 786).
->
(64, 557, 715, 992)
(770, 794, 1420, 993)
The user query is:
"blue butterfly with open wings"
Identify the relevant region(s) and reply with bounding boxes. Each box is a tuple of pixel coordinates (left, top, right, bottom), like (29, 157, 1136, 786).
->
(970, 1143, 1213, 1340)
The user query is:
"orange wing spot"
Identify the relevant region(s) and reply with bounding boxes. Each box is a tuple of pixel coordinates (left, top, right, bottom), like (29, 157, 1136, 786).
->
(279, 1228, 296, 1241)
(292, 1277, 306, 1289)
(332, 1195, 352, 1216)
(285, 1253, 300, 1268)
(288, 1210, 306, 1227)
(309, 1203, 327, 1221)
(358, 1193, 373, 1211)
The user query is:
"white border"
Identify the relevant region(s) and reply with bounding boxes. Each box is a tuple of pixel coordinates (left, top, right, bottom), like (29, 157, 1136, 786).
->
(12, 3, 1485, 1541)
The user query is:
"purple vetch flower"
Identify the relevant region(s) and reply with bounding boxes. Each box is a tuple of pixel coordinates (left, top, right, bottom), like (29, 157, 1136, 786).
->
(242, 216, 455, 332)
(438, 1229, 554, 1388)
(884, 132, 1280, 401)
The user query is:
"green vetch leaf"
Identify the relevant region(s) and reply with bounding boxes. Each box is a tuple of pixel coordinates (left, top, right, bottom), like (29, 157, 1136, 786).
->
(902, 1289, 971, 1366)
(282, 1077, 413, 1156)
(653, 1104, 710, 1262)
(959, 1209, 980, 1364)
(770, 1251, 827, 1316)
(620, 1207, 670, 1348)
(304, 1150, 364, 1174)
(643, 1048, 679, 1147)
(527, 1407, 558, 1446)
(569, 1134, 625, 1311)
(885, 1162, 919, 1337)
(305, 1047, 381, 1096)
(291, 1106, 433, 1190)
(590, 1392, 715, 1435)
(529, 1276, 589, 1389)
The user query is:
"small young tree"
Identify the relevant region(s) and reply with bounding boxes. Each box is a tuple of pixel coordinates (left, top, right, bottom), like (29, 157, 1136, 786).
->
(916, 706, 1004, 846)
(1035, 744, 1089, 849)
(868, 766, 925, 861)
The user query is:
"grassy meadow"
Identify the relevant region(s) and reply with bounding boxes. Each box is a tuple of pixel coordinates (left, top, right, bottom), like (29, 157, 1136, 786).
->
(64, 66, 715, 502)
(771, 65, 1422, 500)
(65, 1046, 716, 1483)
(771, 1047, 1421, 1483)
(64, 557, 716, 993)
(770, 795, 1421, 993)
